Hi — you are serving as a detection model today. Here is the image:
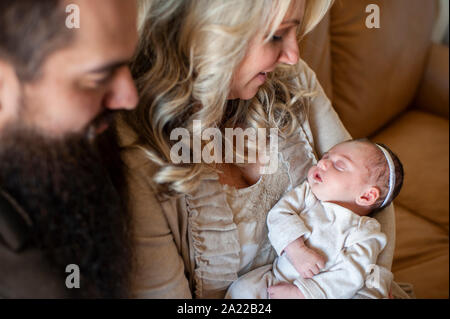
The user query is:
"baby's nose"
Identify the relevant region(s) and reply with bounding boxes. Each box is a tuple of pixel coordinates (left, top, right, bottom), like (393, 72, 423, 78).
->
(318, 159, 330, 170)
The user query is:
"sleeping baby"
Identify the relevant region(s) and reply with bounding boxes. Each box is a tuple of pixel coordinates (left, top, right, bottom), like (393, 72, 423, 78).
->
(226, 138, 404, 299)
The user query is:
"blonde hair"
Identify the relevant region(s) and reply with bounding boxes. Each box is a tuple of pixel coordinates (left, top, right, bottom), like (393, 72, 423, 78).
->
(123, 0, 333, 195)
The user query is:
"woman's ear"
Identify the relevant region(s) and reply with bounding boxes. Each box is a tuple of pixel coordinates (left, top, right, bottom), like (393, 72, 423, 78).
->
(356, 186, 380, 207)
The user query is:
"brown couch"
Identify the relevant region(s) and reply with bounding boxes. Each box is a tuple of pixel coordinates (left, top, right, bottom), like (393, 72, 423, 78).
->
(300, 0, 449, 298)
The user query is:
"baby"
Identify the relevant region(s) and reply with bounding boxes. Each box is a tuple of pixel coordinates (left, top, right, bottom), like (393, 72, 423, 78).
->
(226, 139, 404, 299)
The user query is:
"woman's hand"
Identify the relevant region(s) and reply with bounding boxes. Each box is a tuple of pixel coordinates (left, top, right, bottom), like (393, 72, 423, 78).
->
(267, 283, 305, 299)
(284, 237, 326, 279)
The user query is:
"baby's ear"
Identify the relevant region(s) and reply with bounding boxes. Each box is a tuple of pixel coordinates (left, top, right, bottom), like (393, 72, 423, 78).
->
(356, 187, 380, 207)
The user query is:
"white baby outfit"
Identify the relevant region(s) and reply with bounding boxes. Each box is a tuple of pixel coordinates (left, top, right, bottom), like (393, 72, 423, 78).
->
(226, 180, 389, 299)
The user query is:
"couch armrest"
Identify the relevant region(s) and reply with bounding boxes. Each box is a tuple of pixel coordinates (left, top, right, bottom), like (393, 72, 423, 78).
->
(413, 43, 449, 118)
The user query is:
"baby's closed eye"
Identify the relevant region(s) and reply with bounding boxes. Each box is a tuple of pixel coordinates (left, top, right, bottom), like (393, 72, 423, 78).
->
(333, 160, 346, 171)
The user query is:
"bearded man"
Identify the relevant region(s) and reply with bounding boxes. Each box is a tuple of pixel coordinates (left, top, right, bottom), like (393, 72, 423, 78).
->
(0, 0, 139, 298)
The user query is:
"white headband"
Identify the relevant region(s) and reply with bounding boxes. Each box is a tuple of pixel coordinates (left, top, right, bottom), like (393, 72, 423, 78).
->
(376, 144, 396, 208)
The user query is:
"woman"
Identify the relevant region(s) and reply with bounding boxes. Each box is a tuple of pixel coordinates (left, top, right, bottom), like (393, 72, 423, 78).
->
(117, 0, 402, 298)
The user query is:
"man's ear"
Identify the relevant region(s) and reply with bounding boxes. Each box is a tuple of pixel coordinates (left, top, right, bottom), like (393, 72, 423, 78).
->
(0, 59, 22, 131)
(0, 58, 11, 111)
(356, 186, 380, 207)
(0, 60, 4, 111)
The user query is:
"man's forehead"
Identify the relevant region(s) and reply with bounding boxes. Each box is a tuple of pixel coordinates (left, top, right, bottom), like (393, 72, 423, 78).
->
(69, 0, 137, 48)
(63, 0, 138, 69)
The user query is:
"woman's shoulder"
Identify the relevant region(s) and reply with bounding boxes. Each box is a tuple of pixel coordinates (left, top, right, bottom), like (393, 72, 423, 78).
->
(115, 115, 158, 172)
(114, 115, 164, 203)
(294, 58, 321, 92)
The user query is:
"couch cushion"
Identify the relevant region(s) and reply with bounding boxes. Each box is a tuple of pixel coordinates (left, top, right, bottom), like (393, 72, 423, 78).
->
(372, 110, 449, 298)
(390, 204, 448, 299)
(300, 14, 333, 100)
(301, 0, 437, 138)
(372, 110, 449, 230)
(414, 43, 450, 119)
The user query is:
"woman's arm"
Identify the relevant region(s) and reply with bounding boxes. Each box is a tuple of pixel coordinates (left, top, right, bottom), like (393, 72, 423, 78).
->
(298, 59, 396, 298)
(297, 59, 352, 156)
(124, 152, 192, 299)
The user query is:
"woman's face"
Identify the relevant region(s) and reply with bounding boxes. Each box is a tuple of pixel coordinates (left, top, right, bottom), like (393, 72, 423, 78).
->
(228, 0, 305, 100)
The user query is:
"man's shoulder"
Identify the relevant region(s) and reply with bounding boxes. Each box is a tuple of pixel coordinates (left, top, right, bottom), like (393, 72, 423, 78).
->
(0, 241, 71, 298)
(0, 190, 72, 298)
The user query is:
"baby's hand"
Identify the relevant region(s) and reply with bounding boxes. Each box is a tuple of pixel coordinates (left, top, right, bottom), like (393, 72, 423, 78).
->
(284, 237, 326, 279)
(267, 283, 305, 299)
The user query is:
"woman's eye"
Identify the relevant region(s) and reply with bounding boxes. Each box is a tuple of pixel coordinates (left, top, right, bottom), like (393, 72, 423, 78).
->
(272, 34, 283, 42)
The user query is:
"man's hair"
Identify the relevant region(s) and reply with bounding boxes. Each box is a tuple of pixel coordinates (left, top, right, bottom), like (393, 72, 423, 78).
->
(0, 0, 72, 81)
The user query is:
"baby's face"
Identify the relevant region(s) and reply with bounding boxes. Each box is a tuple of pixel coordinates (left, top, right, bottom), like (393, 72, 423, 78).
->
(307, 141, 375, 205)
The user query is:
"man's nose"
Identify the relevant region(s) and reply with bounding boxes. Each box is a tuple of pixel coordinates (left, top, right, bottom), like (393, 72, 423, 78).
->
(277, 34, 300, 65)
(103, 67, 138, 111)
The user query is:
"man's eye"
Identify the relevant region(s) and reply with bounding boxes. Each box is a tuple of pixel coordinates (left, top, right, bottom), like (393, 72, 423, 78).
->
(94, 74, 113, 85)
(82, 74, 111, 88)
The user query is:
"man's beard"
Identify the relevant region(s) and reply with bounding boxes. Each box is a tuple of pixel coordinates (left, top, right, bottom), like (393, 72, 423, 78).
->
(0, 118, 133, 298)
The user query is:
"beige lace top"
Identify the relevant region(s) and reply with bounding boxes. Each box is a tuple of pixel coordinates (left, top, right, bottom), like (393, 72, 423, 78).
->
(222, 173, 285, 276)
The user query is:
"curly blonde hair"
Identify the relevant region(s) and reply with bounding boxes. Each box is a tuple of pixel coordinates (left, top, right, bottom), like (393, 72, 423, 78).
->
(122, 0, 333, 195)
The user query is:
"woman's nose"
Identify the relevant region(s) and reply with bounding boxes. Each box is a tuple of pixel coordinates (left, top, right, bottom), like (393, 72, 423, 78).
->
(278, 33, 300, 65)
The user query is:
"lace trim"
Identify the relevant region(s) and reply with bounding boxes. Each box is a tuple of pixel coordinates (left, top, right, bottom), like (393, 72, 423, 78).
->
(185, 173, 241, 298)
